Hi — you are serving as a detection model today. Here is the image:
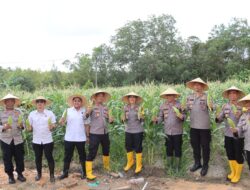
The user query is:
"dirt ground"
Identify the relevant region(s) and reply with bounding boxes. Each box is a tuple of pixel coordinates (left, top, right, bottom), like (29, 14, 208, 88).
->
(0, 163, 249, 190)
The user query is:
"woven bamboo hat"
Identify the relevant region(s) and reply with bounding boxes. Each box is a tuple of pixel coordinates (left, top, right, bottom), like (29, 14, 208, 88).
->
(222, 86, 245, 99)
(160, 88, 180, 99)
(238, 94, 250, 107)
(0, 93, 21, 106)
(122, 92, 143, 104)
(67, 94, 87, 107)
(186, 77, 209, 91)
(91, 90, 111, 103)
(31, 96, 52, 106)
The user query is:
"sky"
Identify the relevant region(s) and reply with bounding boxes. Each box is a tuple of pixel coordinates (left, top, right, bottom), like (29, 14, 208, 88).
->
(0, 0, 249, 71)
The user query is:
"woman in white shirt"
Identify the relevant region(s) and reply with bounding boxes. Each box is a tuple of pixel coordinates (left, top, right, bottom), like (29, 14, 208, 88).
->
(58, 94, 89, 180)
(27, 96, 56, 183)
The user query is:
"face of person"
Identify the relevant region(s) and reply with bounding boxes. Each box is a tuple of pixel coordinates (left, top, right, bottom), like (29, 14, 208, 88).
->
(128, 96, 136, 104)
(228, 90, 239, 101)
(4, 99, 15, 110)
(245, 102, 250, 111)
(193, 82, 204, 93)
(165, 95, 176, 103)
(73, 97, 82, 109)
(95, 93, 105, 104)
(36, 100, 46, 111)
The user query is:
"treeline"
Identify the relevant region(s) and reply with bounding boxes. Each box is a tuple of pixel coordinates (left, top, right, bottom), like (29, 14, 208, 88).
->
(1, 14, 250, 92)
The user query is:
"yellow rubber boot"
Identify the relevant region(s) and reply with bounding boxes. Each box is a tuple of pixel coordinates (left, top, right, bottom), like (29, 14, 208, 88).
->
(227, 160, 236, 180)
(124, 152, 134, 171)
(86, 161, 96, 180)
(135, 153, 143, 174)
(231, 163, 243, 183)
(103, 156, 110, 171)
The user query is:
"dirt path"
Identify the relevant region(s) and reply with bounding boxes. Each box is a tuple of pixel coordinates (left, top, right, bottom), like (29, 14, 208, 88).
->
(0, 164, 248, 190)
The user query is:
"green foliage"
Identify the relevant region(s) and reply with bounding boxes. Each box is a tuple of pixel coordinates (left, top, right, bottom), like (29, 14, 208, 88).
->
(0, 80, 247, 175)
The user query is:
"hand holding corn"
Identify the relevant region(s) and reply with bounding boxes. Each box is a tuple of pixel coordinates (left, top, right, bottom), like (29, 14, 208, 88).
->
(17, 115, 23, 128)
(172, 106, 183, 119)
(138, 106, 145, 120)
(48, 118, 54, 131)
(25, 119, 32, 131)
(86, 100, 93, 115)
(59, 109, 67, 125)
(207, 94, 213, 112)
(3, 116, 12, 130)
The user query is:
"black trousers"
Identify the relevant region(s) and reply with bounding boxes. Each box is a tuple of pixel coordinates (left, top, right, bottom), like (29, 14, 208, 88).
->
(224, 136, 244, 164)
(190, 128, 211, 166)
(64, 140, 86, 164)
(32, 142, 54, 174)
(165, 134, 183, 157)
(86, 133, 110, 161)
(246, 150, 250, 170)
(125, 132, 143, 153)
(0, 140, 25, 175)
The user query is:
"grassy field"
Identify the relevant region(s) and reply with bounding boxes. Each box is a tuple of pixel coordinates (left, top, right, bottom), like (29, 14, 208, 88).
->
(0, 79, 249, 176)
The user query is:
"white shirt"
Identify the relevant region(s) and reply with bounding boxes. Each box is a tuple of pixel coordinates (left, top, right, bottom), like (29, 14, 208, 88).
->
(28, 109, 56, 144)
(64, 107, 89, 142)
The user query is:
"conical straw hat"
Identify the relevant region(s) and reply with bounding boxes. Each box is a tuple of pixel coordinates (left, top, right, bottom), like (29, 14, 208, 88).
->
(31, 96, 52, 106)
(67, 94, 87, 107)
(0, 93, 21, 106)
(160, 88, 180, 99)
(222, 86, 245, 99)
(238, 94, 250, 107)
(186, 77, 209, 91)
(122, 92, 143, 104)
(91, 90, 111, 103)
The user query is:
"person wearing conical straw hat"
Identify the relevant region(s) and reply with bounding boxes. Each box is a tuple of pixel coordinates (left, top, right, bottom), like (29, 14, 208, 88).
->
(58, 94, 89, 180)
(185, 78, 214, 176)
(0, 94, 26, 184)
(27, 96, 56, 183)
(85, 90, 114, 180)
(215, 86, 245, 183)
(152, 88, 186, 172)
(229, 94, 250, 183)
(122, 92, 144, 174)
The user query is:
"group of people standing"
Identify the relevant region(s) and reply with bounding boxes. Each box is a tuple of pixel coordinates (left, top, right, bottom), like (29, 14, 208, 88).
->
(0, 77, 250, 185)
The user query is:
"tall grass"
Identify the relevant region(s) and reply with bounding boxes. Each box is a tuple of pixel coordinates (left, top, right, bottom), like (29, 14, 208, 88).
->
(0, 80, 249, 175)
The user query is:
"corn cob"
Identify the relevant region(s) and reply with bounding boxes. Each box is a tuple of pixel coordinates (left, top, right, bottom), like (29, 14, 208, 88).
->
(62, 109, 67, 120)
(207, 93, 212, 111)
(108, 109, 113, 118)
(242, 107, 248, 113)
(227, 118, 236, 128)
(25, 119, 31, 131)
(231, 105, 237, 115)
(215, 106, 222, 117)
(172, 106, 181, 117)
(18, 115, 23, 126)
(138, 106, 145, 119)
(48, 118, 52, 125)
(7, 116, 13, 127)
(181, 97, 187, 110)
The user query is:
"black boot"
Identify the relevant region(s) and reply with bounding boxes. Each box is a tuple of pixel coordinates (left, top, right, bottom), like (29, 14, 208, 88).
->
(200, 164, 209, 176)
(59, 162, 70, 180)
(50, 174, 55, 183)
(190, 160, 202, 172)
(17, 173, 26, 182)
(35, 173, 42, 181)
(81, 162, 86, 179)
(8, 173, 16, 184)
(48, 162, 55, 183)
